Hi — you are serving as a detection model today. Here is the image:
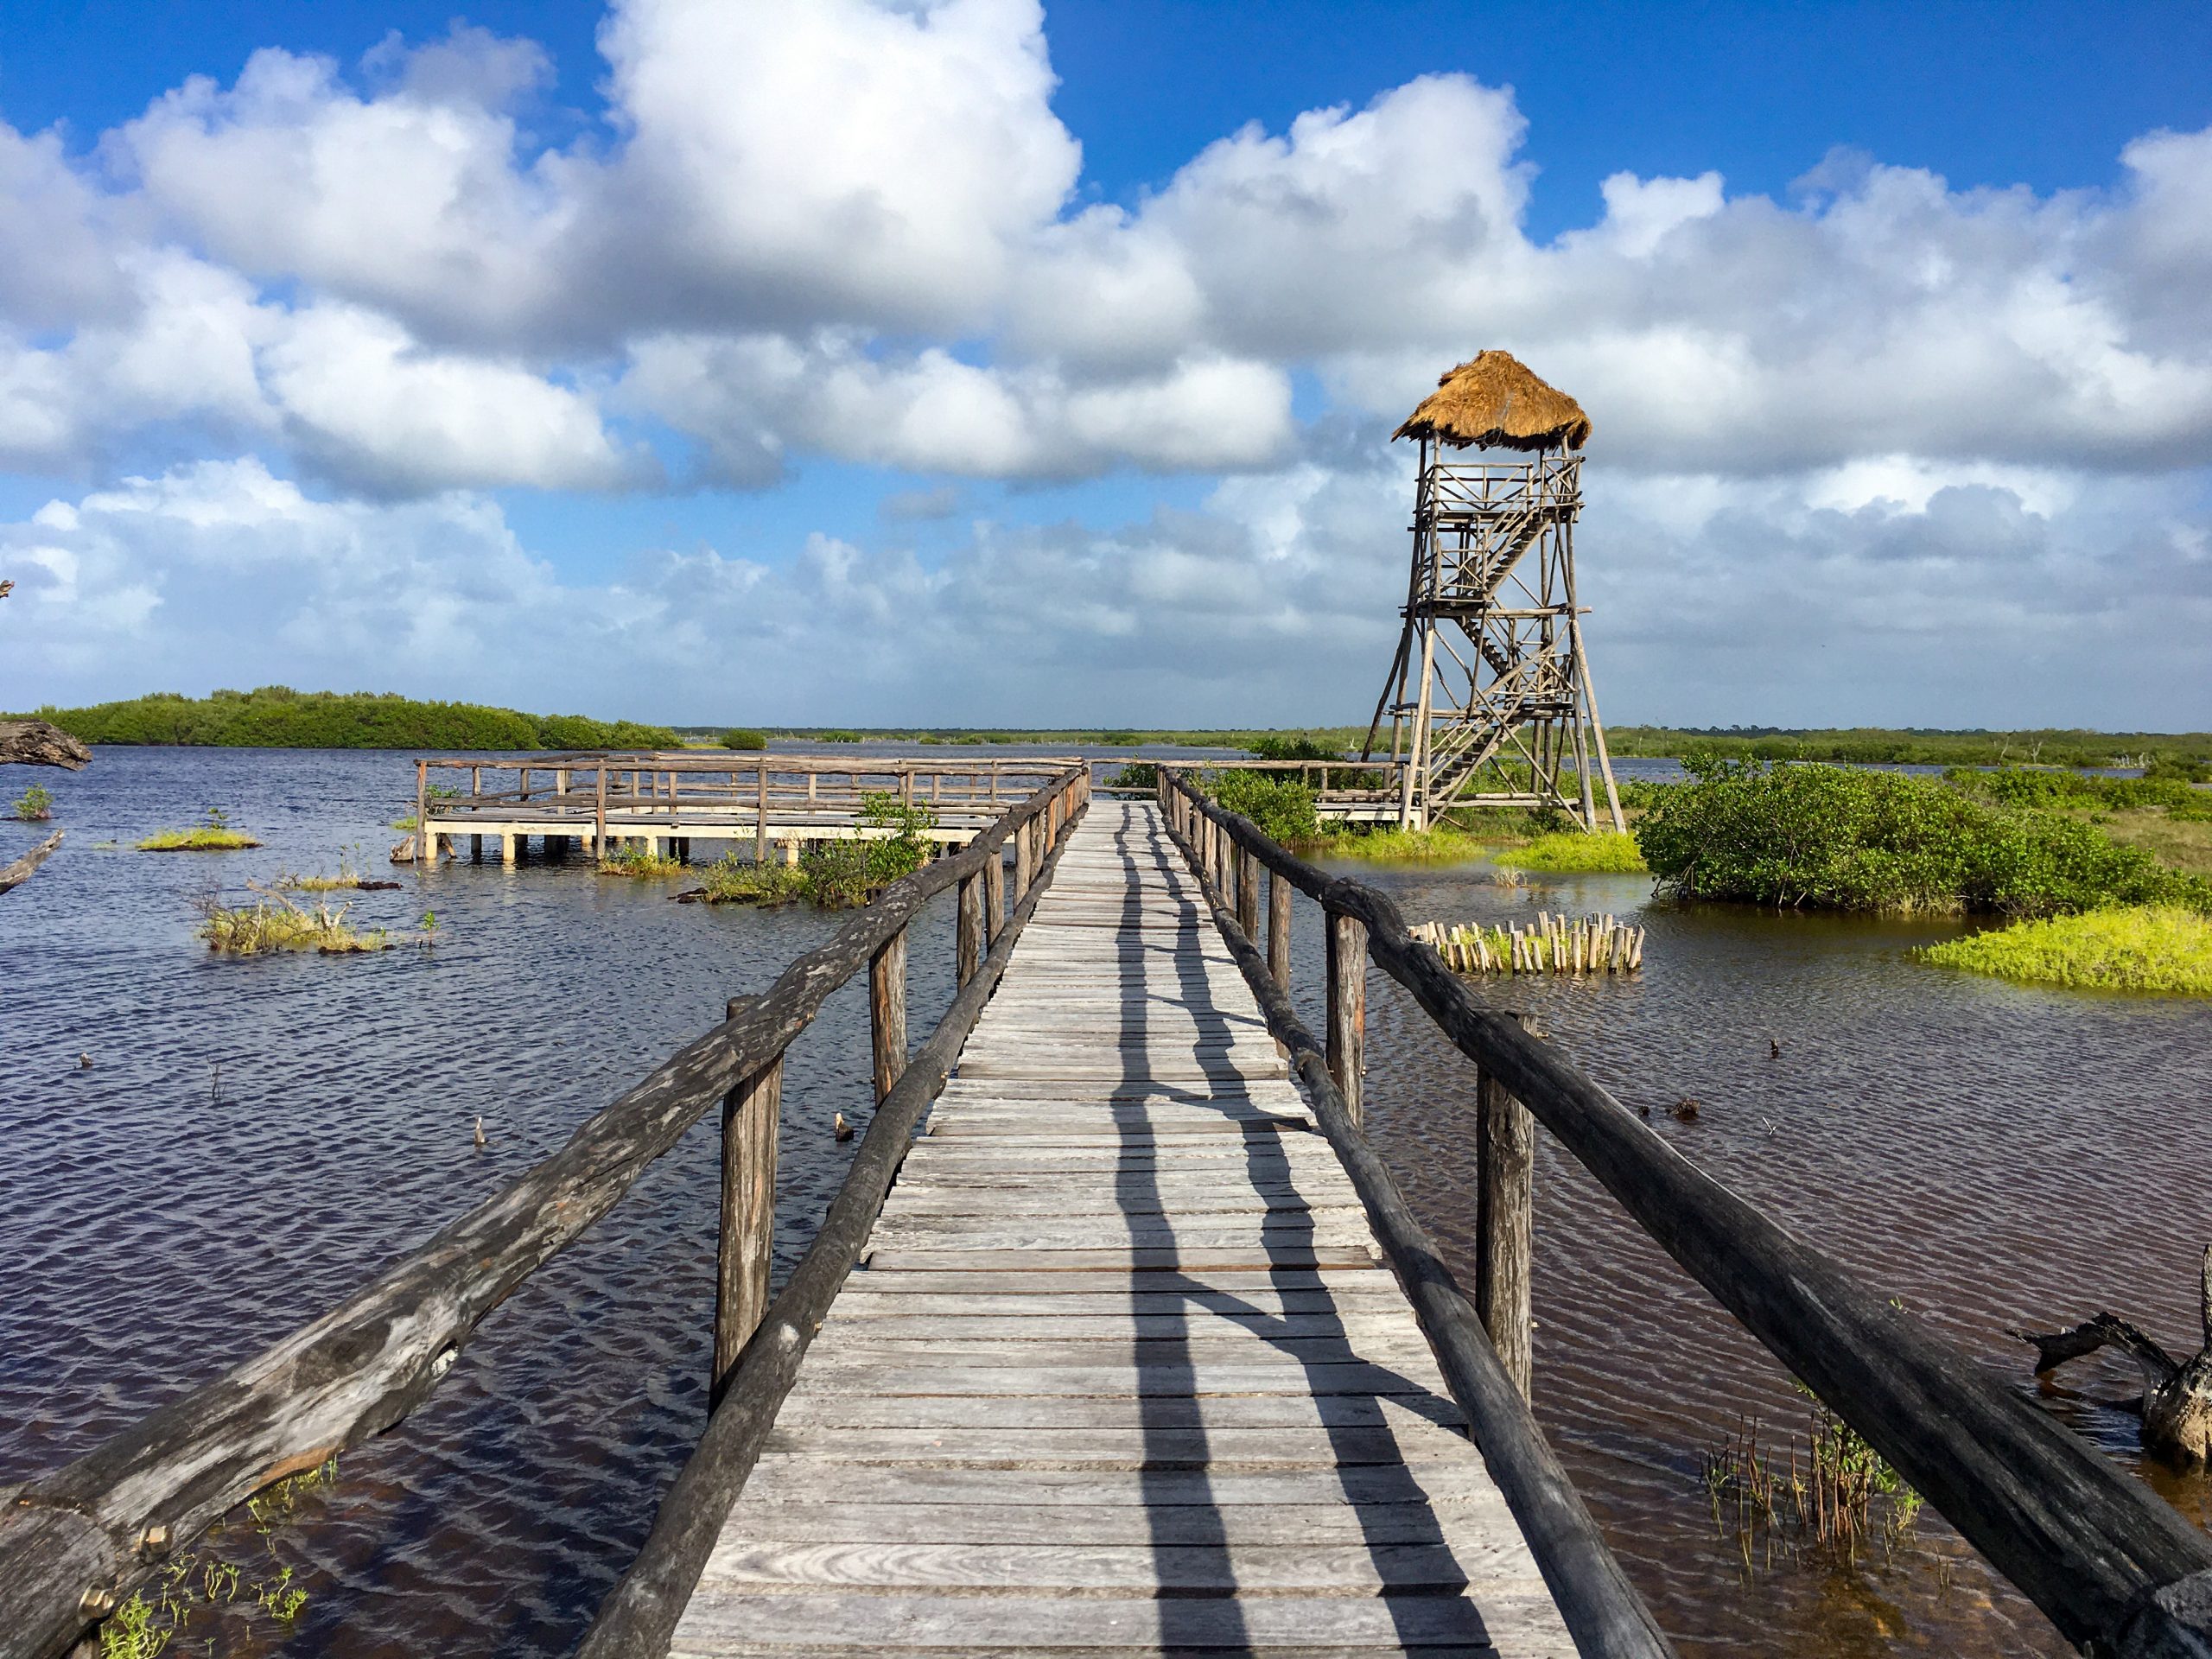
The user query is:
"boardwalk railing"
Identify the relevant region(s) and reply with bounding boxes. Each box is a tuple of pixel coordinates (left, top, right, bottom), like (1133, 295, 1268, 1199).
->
(0, 766, 1090, 1659)
(1158, 766, 2212, 1659)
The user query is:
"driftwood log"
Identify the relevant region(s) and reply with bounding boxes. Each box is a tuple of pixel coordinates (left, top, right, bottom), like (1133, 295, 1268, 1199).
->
(2017, 1247, 2212, 1464)
(0, 829, 61, 895)
(0, 720, 92, 770)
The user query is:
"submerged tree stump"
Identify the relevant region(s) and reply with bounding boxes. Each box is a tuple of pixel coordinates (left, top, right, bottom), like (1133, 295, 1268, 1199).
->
(2016, 1245, 2212, 1463)
(0, 720, 91, 770)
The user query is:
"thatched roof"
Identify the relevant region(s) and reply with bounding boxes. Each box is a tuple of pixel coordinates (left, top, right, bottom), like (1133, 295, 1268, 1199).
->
(1392, 351, 1591, 452)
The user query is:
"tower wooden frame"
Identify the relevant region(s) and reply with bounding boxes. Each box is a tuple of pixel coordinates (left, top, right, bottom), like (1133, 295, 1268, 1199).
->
(1363, 441, 1624, 832)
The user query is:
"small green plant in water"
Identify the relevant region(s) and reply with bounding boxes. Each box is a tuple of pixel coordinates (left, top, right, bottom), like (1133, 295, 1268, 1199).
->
(598, 843, 686, 877)
(196, 887, 393, 955)
(1493, 830, 1649, 874)
(689, 855, 808, 905)
(1700, 1392, 1923, 1578)
(1920, 904, 2212, 995)
(12, 784, 54, 822)
(138, 808, 262, 852)
(800, 794, 934, 907)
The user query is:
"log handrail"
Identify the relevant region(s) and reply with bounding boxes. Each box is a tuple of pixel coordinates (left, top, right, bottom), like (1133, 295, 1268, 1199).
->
(1158, 766, 2212, 1659)
(1159, 798, 1673, 1658)
(0, 767, 1087, 1659)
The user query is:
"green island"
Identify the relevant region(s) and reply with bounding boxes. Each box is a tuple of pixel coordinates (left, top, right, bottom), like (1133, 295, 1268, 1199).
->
(1167, 740, 2212, 996)
(20, 687, 682, 750)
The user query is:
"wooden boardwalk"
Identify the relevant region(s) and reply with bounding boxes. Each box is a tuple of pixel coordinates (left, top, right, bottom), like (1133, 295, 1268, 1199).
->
(670, 801, 1573, 1656)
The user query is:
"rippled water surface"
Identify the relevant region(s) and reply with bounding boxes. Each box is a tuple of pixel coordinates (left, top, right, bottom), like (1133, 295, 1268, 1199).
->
(4, 748, 2208, 1657)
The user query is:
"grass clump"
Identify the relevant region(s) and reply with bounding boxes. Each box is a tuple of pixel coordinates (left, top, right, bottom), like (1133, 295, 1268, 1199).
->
(1921, 906, 2212, 995)
(1494, 830, 1649, 874)
(196, 887, 397, 955)
(1638, 757, 2208, 917)
(276, 843, 393, 891)
(138, 808, 261, 851)
(1702, 1394, 1923, 1576)
(718, 728, 769, 750)
(801, 794, 934, 907)
(13, 784, 54, 821)
(685, 855, 809, 905)
(598, 843, 686, 877)
(1318, 826, 1493, 864)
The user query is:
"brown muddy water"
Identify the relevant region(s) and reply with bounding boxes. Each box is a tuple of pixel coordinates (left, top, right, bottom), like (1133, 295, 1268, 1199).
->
(3, 749, 2207, 1657)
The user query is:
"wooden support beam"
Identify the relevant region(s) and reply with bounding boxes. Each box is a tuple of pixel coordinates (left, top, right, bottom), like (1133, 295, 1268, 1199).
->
(1478, 1011, 1535, 1403)
(1236, 846, 1260, 940)
(870, 928, 907, 1104)
(1326, 910, 1367, 1127)
(956, 874, 983, 987)
(755, 767, 769, 865)
(1014, 818, 1034, 904)
(714, 1048, 780, 1404)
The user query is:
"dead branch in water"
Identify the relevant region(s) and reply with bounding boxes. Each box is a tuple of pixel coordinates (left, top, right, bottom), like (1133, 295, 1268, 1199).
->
(0, 829, 61, 895)
(2015, 1245, 2212, 1463)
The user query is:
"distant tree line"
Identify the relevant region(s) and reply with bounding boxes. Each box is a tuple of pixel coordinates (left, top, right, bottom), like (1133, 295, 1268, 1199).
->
(18, 688, 683, 750)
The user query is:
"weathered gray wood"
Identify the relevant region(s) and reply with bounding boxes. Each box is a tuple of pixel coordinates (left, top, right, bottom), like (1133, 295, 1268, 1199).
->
(0, 828, 62, 896)
(983, 843, 1004, 944)
(1326, 908, 1368, 1126)
(1478, 1012, 1535, 1404)
(1268, 866, 1293, 992)
(1236, 842, 1260, 938)
(0, 719, 91, 769)
(956, 874, 983, 986)
(1166, 772, 2212, 1659)
(572, 795, 1085, 1659)
(870, 927, 907, 1104)
(715, 1052, 781, 1402)
(0, 775, 1084, 1659)
(698, 1538, 1497, 1594)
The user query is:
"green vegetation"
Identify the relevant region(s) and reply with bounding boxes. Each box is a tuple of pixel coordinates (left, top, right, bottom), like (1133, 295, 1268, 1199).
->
(102, 1460, 334, 1657)
(1702, 1391, 1923, 1573)
(1104, 761, 1157, 791)
(1637, 758, 2207, 917)
(1921, 906, 2212, 995)
(801, 795, 935, 907)
(598, 843, 686, 877)
(1315, 825, 1495, 864)
(23, 687, 680, 750)
(196, 888, 399, 955)
(1209, 770, 1320, 844)
(1612, 725, 2212, 770)
(1948, 765, 2212, 818)
(1494, 830, 1649, 874)
(12, 784, 53, 821)
(817, 729, 865, 744)
(686, 855, 809, 905)
(276, 844, 389, 891)
(138, 808, 261, 851)
(717, 728, 770, 750)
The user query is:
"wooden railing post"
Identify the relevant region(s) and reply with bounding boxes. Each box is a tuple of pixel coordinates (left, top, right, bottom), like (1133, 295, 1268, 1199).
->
(415, 760, 429, 863)
(956, 873, 983, 986)
(594, 766, 607, 857)
(1267, 868, 1292, 991)
(1326, 908, 1367, 1125)
(1014, 816, 1035, 902)
(983, 840, 1005, 942)
(1478, 1010, 1536, 1403)
(870, 927, 907, 1103)
(1236, 845, 1260, 939)
(754, 766, 770, 865)
(715, 1025, 780, 1403)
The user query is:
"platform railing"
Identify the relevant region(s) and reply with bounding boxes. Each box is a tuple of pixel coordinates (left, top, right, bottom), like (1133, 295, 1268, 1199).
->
(0, 768, 1090, 1659)
(1159, 765, 2212, 1659)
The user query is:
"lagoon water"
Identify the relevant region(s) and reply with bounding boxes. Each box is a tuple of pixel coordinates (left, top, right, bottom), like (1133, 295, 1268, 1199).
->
(3, 747, 2208, 1657)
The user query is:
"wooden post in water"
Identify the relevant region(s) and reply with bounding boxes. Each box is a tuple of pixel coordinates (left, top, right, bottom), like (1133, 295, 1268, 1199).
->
(415, 761, 428, 863)
(870, 928, 907, 1104)
(714, 1027, 780, 1404)
(1268, 868, 1293, 992)
(1478, 1010, 1536, 1402)
(594, 766, 607, 858)
(754, 766, 769, 865)
(1326, 909, 1367, 1125)
(956, 873, 984, 986)
(1236, 848, 1260, 940)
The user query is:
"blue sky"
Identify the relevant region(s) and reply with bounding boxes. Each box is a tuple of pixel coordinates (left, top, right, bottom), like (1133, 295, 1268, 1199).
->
(2, 1, 2209, 726)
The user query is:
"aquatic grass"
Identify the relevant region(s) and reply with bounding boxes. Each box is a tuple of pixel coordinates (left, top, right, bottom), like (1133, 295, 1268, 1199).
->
(597, 844, 686, 877)
(1315, 827, 1493, 864)
(141, 807, 260, 851)
(1493, 830, 1649, 874)
(276, 843, 391, 891)
(1701, 1396, 1923, 1577)
(196, 887, 393, 956)
(686, 855, 808, 905)
(1920, 905, 2212, 995)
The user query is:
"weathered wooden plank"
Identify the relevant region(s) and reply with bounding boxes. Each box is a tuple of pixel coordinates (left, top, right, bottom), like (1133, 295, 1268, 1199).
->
(769, 1392, 1461, 1433)
(780, 1362, 1446, 1399)
(708, 1499, 1497, 1546)
(753, 1424, 1471, 1469)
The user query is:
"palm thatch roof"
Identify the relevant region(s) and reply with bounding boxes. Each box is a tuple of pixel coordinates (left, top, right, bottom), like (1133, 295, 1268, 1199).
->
(1392, 351, 1591, 452)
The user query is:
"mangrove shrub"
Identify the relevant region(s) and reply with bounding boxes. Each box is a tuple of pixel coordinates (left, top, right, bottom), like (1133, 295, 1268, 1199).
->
(1637, 758, 2205, 917)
